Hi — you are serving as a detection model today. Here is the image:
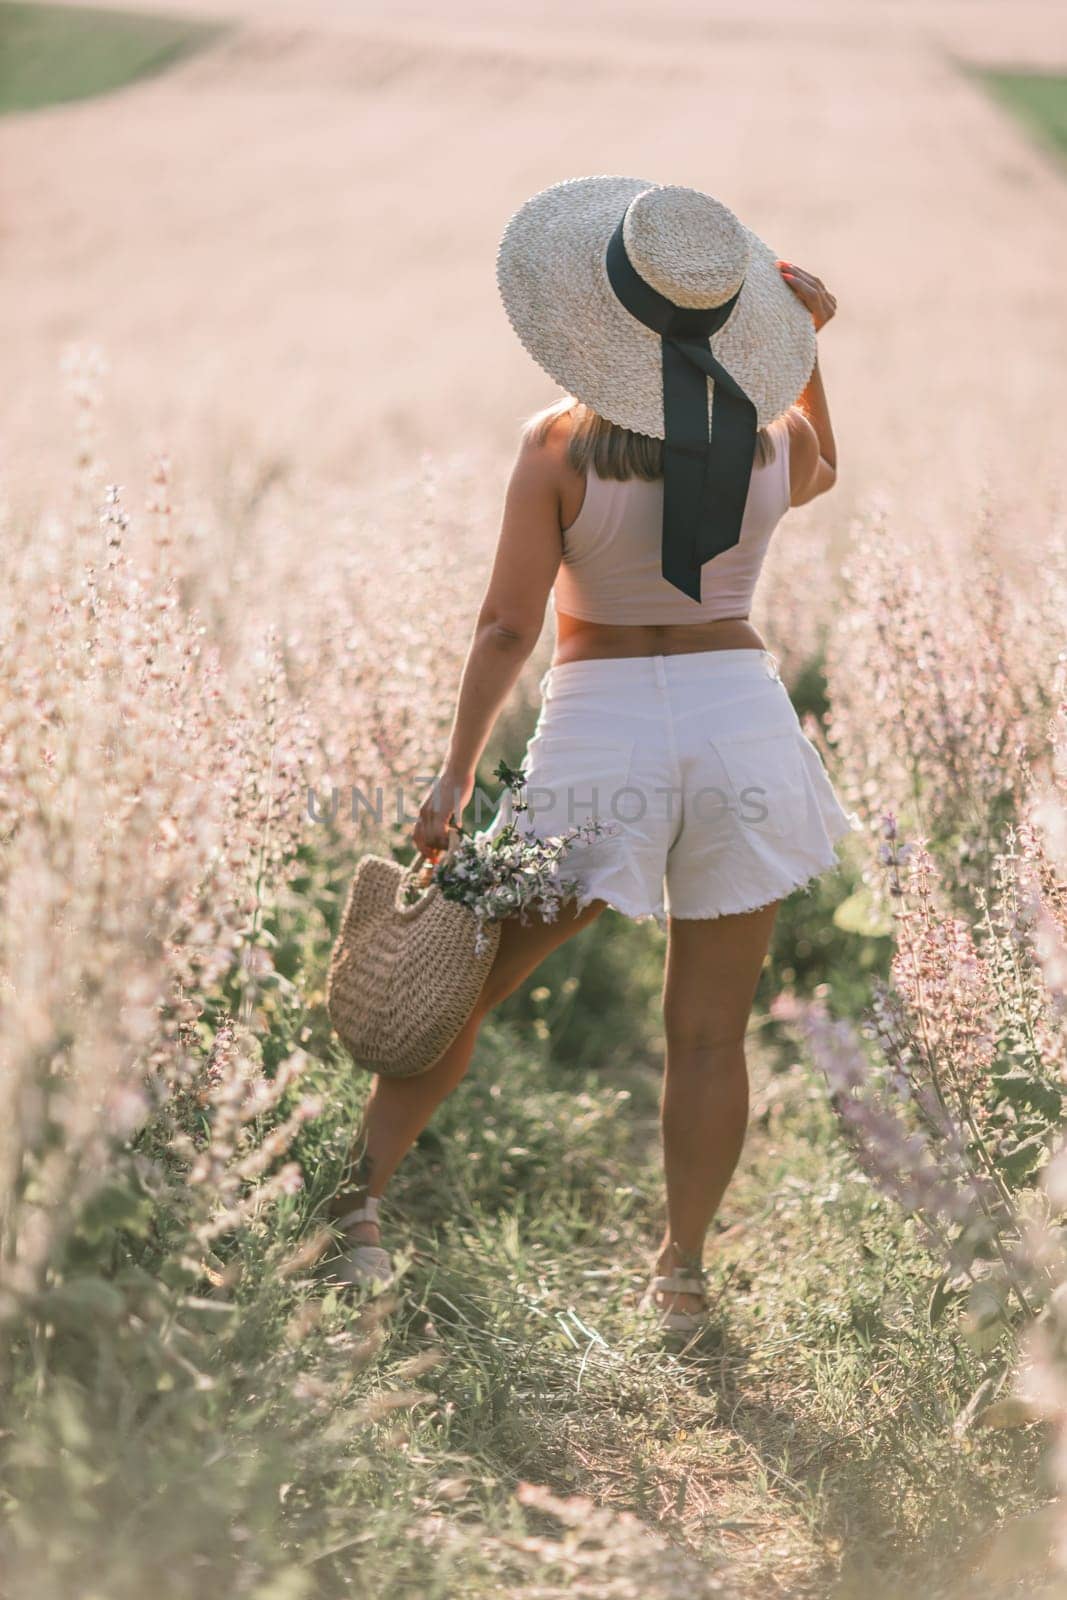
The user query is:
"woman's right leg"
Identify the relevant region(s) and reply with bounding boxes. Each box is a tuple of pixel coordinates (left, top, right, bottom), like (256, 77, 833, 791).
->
(653, 901, 781, 1316)
(328, 898, 606, 1241)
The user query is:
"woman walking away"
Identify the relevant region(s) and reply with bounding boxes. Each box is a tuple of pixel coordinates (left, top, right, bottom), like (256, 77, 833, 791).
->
(327, 177, 859, 1337)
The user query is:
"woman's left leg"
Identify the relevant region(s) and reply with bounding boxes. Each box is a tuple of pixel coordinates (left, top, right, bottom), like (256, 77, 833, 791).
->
(655, 900, 782, 1316)
(326, 899, 607, 1236)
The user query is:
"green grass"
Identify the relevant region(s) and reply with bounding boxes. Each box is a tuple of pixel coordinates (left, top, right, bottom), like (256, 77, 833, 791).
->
(1, 829, 1050, 1599)
(3, 1001, 1047, 1598)
(0, 1, 226, 115)
(975, 68, 1067, 163)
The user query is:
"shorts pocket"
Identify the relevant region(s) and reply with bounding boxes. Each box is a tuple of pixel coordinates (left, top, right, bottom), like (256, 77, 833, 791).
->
(521, 734, 636, 831)
(706, 728, 808, 840)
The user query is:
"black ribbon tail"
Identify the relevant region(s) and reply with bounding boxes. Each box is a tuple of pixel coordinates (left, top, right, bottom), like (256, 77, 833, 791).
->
(661, 337, 758, 595)
(660, 342, 709, 600)
(603, 213, 758, 604)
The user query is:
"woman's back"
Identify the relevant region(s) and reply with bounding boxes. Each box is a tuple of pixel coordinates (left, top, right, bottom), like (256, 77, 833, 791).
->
(553, 412, 791, 626)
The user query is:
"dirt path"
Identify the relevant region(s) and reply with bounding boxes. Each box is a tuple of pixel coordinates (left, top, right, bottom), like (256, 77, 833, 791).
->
(3, 0, 1066, 546)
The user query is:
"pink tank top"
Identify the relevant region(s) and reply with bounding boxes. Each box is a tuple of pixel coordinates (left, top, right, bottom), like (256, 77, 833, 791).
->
(554, 413, 792, 624)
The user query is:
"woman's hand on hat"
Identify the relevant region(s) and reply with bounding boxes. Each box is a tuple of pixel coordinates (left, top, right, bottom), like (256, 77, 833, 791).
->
(413, 766, 474, 859)
(776, 262, 836, 332)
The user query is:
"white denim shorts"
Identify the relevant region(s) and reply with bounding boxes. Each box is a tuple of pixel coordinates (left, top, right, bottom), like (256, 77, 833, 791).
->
(476, 648, 862, 929)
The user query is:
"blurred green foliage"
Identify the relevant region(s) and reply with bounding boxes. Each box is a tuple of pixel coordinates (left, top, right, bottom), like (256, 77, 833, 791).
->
(976, 67, 1067, 164)
(0, 2, 226, 115)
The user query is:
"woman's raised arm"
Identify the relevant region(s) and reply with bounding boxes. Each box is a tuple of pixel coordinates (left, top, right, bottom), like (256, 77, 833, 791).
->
(776, 261, 838, 506)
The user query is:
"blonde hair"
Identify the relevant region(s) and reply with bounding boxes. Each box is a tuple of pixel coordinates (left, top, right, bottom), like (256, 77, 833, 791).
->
(524, 394, 777, 481)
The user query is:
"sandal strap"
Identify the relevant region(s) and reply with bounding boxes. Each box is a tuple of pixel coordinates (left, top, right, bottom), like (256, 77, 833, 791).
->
(651, 1273, 707, 1295)
(335, 1195, 381, 1230)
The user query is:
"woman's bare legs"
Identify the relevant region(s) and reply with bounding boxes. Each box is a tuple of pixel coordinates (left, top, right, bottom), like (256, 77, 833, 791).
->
(327, 899, 606, 1246)
(329, 894, 780, 1318)
(655, 901, 781, 1317)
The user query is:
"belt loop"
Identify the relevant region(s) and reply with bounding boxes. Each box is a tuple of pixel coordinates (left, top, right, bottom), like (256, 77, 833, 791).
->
(653, 654, 667, 689)
(763, 650, 782, 682)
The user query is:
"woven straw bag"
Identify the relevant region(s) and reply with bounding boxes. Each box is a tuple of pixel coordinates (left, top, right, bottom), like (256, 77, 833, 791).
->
(326, 846, 502, 1078)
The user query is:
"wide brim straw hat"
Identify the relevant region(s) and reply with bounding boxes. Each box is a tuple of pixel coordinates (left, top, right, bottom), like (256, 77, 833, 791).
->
(495, 174, 816, 438)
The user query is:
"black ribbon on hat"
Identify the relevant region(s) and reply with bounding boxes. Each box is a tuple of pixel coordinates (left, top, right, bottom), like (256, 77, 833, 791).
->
(604, 214, 758, 602)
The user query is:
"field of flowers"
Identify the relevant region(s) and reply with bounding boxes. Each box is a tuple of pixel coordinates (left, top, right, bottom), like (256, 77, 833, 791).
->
(3, 2, 1067, 1597)
(1, 341, 1065, 1598)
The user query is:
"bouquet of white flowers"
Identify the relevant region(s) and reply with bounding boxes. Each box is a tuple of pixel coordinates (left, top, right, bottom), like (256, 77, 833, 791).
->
(406, 761, 617, 955)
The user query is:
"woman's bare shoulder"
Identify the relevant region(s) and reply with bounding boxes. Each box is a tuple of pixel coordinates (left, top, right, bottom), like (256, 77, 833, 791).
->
(517, 407, 582, 484)
(524, 405, 575, 453)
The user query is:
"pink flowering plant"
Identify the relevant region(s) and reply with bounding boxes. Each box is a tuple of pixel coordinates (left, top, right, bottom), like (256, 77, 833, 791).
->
(776, 803, 1067, 1355)
(405, 760, 616, 953)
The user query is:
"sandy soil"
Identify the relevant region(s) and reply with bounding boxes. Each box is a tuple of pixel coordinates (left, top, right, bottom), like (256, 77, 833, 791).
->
(3, 0, 1067, 546)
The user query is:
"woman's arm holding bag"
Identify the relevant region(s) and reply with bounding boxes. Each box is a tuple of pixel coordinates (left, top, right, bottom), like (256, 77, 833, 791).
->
(413, 430, 564, 856)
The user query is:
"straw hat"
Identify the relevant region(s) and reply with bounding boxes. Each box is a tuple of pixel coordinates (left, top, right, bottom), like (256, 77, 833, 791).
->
(495, 175, 816, 438)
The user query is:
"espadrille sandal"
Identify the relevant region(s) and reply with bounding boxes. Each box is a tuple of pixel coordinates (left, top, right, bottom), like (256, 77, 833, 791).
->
(329, 1195, 395, 1290)
(638, 1266, 710, 1337)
